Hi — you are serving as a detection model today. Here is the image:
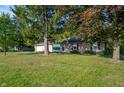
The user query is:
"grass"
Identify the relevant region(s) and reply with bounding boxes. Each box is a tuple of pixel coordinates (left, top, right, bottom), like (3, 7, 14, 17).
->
(0, 52, 124, 87)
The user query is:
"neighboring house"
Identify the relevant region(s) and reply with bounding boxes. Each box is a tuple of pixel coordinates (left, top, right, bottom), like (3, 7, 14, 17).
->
(34, 38, 105, 54)
(9, 46, 19, 51)
(34, 43, 53, 52)
(61, 37, 82, 53)
(92, 42, 105, 53)
(61, 37, 105, 53)
(52, 44, 61, 52)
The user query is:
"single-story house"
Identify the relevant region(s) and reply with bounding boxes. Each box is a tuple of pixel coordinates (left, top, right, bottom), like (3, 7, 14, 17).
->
(61, 37, 105, 53)
(34, 38, 105, 54)
(52, 44, 61, 52)
(92, 42, 105, 53)
(61, 37, 82, 53)
(34, 43, 53, 52)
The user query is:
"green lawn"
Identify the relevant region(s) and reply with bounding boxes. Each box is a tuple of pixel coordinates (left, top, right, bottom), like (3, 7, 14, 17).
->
(0, 52, 124, 87)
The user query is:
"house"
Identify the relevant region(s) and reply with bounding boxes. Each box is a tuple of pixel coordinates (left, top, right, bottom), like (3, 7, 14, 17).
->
(52, 44, 61, 52)
(92, 42, 105, 53)
(61, 37, 82, 53)
(61, 37, 105, 54)
(34, 38, 105, 54)
(34, 43, 53, 52)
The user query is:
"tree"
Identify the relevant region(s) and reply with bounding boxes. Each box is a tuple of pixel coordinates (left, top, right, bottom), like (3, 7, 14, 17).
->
(61, 6, 103, 50)
(11, 5, 61, 55)
(11, 6, 44, 47)
(80, 6, 124, 61)
(107, 6, 124, 61)
(0, 13, 16, 55)
(61, 5, 124, 62)
(43, 6, 49, 56)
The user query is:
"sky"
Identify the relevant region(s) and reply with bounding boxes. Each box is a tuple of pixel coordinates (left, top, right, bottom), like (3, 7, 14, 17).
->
(0, 5, 13, 15)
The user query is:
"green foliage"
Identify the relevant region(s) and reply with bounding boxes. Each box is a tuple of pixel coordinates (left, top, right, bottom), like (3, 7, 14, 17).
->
(63, 6, 124, 60)
(0, 5, 123, 57)
(83, 50, 96, 55)
(70, 50, 80, 54)
(0, 13, 16, 51)
(120, 42, 124, 54)
(11, 6, 44, 46)
(11, 6, 62, 46)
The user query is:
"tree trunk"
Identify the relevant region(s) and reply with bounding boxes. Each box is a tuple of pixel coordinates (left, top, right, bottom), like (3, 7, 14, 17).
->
(90, 42, 93, 51)
(112, 40, 120, 62)
(4, 30, 7, 56)
(44, 6, 48, 56)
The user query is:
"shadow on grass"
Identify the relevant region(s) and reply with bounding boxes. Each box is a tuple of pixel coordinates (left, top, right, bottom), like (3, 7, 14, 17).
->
(19, 51, 97, 56)
(51, 53, 124, 61)
(50, 52, 97, 56)
(99, 54, 124, 61)
(12, 51, 124, 61)
(99, 54, 112, 59)
(17, 52, 40, 55)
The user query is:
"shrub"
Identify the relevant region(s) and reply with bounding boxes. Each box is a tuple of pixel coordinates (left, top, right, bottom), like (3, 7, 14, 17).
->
(83, 50, 96, 55)
(70, 50, 80, 54)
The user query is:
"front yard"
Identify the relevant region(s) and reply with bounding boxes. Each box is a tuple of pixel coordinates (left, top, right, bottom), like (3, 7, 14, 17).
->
(0, 52, 124, 86)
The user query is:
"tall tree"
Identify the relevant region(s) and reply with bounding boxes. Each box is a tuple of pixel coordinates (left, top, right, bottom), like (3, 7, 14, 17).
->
(107, 6, 124, 61)
(62, 5, 124, 61)
(43, 6, 49, 56)
(11, 6, 44, 47)
(11, 5, 61, 55)
(0, 13, 15, 55)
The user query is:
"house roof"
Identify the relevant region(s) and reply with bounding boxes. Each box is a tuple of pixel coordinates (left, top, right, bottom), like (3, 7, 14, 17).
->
(68, 37, 81, 43)
(61, 37, 81, 43)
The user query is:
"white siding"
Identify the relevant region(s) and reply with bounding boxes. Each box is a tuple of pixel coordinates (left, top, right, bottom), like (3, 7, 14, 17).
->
(34, 44, 53, 52)
(34, 45, 44, 52)
(48, 45, 53, 52)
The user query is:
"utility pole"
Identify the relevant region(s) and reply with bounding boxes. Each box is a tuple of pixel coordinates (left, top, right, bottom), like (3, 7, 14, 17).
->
(44, 6, 49, 56)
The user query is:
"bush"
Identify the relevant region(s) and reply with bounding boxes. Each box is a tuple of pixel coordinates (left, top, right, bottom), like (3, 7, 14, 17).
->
(83, 50, 96, 55)
(120, 47, 124, 55)
(0, 47, 4, 52)
(103, 49, 112, 55)
(70, 50, 80, 54)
